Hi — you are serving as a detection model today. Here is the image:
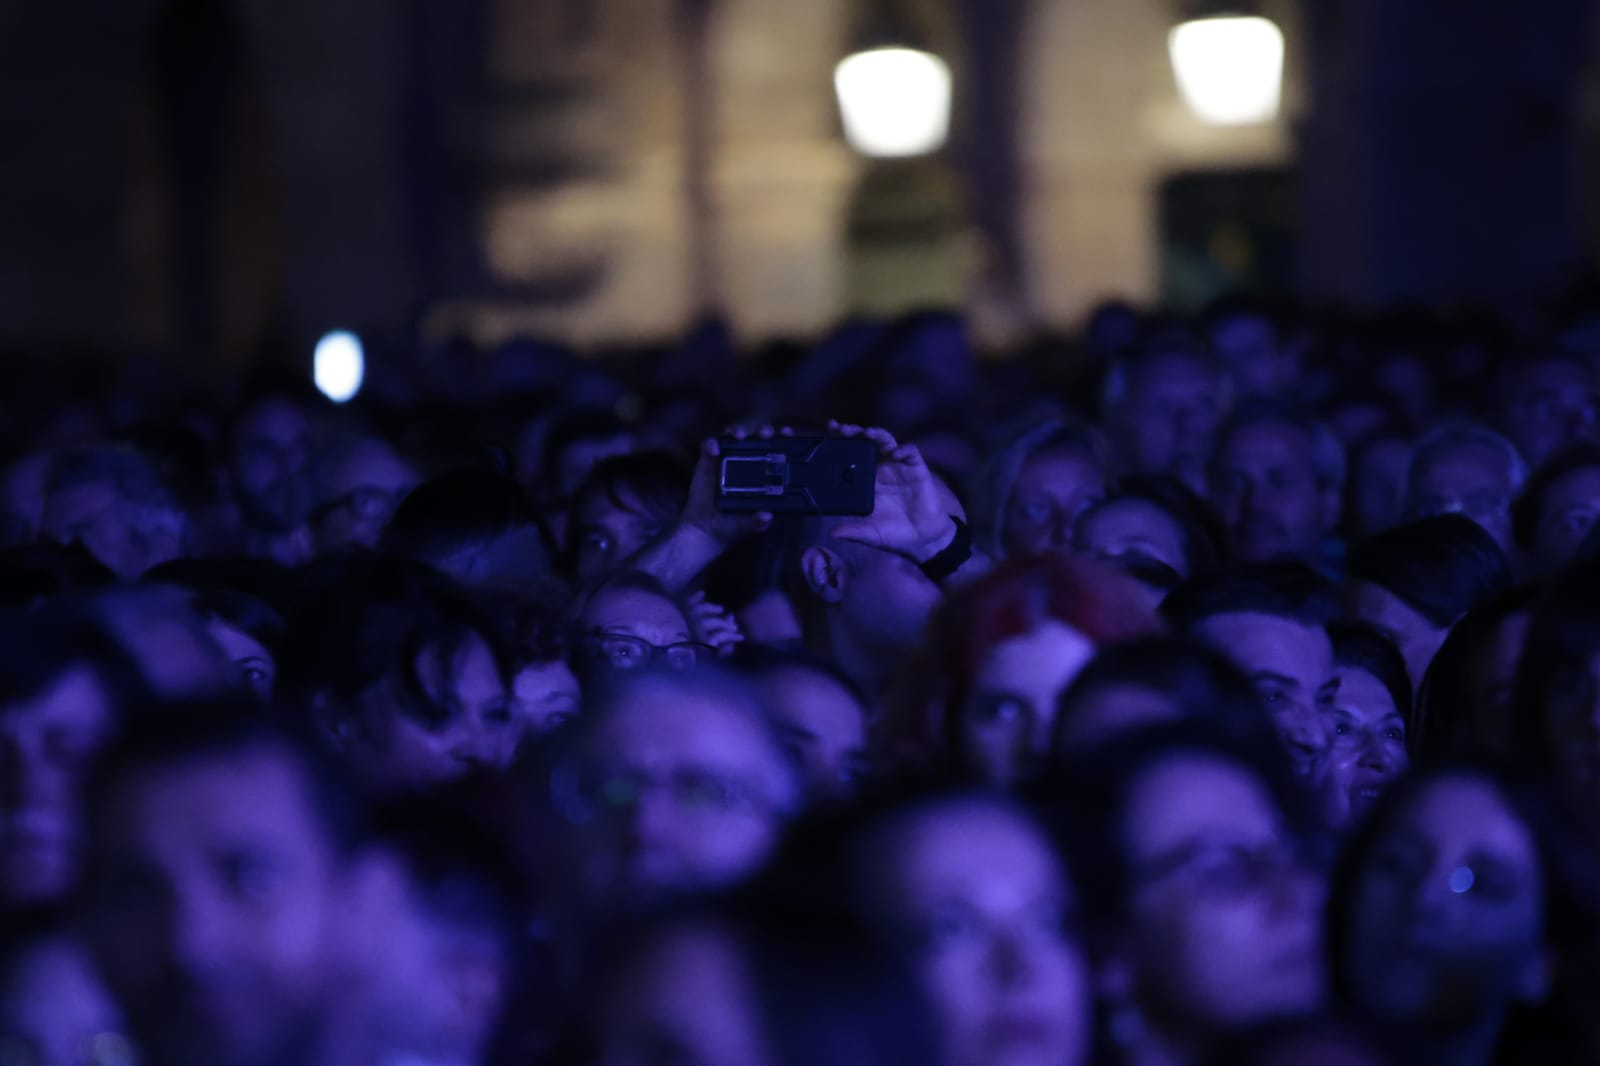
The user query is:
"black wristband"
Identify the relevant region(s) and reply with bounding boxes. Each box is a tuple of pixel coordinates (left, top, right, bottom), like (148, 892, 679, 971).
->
(918, 515, 972, 583)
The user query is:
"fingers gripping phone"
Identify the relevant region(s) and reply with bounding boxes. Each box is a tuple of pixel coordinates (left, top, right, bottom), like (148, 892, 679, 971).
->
(713, 436, 878, 515)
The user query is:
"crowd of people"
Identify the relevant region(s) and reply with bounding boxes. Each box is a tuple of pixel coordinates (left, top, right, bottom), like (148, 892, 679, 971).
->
(5, 295, 1600, 1066)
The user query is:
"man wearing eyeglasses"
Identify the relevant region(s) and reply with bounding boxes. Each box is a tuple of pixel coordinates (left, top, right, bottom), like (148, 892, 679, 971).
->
(547, 665, 799, 917)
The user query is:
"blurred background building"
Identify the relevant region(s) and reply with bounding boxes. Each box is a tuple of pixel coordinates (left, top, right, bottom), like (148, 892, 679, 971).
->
(0, 0, 1597, 366)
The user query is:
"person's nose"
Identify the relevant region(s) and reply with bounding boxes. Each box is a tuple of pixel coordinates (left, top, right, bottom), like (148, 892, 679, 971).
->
(1357, 734, 1397, 775)
(1278, 707, 1329, 758)
(986, 929, 1040, 989)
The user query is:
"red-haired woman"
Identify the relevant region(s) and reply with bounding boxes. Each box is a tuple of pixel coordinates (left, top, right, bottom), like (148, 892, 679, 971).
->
(881, 553, 1162, 787)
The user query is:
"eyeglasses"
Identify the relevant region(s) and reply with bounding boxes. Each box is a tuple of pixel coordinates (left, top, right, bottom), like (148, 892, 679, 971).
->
(310, 486, 406, 525)
(550, 759, 783, 825)
(583, 632, 713, 671)
(1132, 839, 1303, 899)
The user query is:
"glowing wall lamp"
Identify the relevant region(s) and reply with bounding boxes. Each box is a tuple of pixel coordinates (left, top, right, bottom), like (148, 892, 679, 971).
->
(1168, 8, 1285, 126)
(835, 45, 953, 158)
(313, 330, 365, 404)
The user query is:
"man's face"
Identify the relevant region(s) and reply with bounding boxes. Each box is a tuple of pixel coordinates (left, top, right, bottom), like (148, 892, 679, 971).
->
(1191, 612, 1338, 779)
(1210, 315, 1288, 399)
(1210, 422, 1334, 564)
(1407, 442, 1516, 552)
(1119, 354, 1225, 492)
(1002, 448, 1105, 557)
(567, 685, 794, 908)
(83, 746, 350, 1066)
(312, 442, 418, 552)
(40, 483, 157, 580)
(232, 400, 312, 525)
(1501, 360, 1599, 469)
(1529, 465, 1600, 576)
(0, 669, 116, 905)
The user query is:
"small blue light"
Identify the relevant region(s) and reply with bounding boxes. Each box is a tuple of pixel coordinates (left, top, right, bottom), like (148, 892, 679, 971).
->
(1448, 866, 1475, 894)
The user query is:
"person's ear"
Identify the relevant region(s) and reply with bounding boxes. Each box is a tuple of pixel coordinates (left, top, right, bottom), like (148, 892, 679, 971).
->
(801, 545, 848, 604)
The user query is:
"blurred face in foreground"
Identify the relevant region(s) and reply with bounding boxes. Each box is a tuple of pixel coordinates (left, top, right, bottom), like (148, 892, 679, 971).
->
(864, 799, 1093, 1066)
(1118, 753, 1325, 1035)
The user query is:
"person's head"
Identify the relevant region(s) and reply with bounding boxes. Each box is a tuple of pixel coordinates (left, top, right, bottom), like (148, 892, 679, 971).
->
(1495, 353, 1599, 469)
(1329, 767, 1575, 1037)
(1323, 623, 1411, 830)
(186, 589, 288, 701)
(1053, 635, 1271, 755)
(1207, 401, 1344, 565)
(478, 591, 581, 740)
(1413, 588, 1538, 765)
(356, 799, 523, 1066)
(566, 451, 691, 584)
(1104, 332, 1229, 493)
(1404, 424, 1526, 552)
(307, 434, 420, 552)
(736, 646, 870, 802)
(593, 897, 938, 1066)
(0, 915, 130, 1066)
(40, 446, 191, 579)
(538, 409, 638, 511)
(1164, 565, 1340, 779)
(1343, 516, 1511, 693)
(297, 557, 517, 790)
(1205, 296, 1295, 399)
(970, 422, 1107, 560)
(88, 585, 240, 700)
(785, 513, 946, 683)
(0, 610, 143, 906)
(227, 386, 316, 529)
(1072, 474, 1224, 585)
(577, 570, 710, 676)
(1059, 725, 1324, 1053)
(79, 704, 368, 1066)
(849, 791, 1094, 1066)
(885, 555, 1162, 787)
(381, 470, 550, 591)
(548, 666, 799, 910)
(1511, 443, 1600, 577)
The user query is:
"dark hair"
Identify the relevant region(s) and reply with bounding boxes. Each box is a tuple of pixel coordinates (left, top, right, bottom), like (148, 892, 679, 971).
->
(0, 543, 115, 609)
(1054, 634, 1272, 752)
(381, 470, 551, 586)
(289, 553, 513, 732)
(82, 700, 366, 857)
(142, 556, 292, 606)
(1329, 622, 1412, 717)
(563, 451, 691, 576)
(537, 409, 634, 501)
(1162, 562, 1340, 633)
(1413, 586, 1540, 765)
(0, 606, 148, 712)
(1511, 443, 1600, 553)
(1345, 515, 1511, 629)
(701, 528, 789, 613)
(732, 643, 870, 711)
(1210, 398, 1347, 491)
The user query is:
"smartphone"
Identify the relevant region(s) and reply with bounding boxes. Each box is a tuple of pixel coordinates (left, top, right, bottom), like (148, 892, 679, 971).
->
(714, 436, 878, 515)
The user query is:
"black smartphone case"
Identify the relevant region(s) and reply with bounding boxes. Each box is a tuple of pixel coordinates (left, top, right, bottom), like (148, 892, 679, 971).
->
(714, 436, 878, 515)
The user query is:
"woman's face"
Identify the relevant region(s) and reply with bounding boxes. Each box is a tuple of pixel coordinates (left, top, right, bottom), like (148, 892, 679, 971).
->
(1120, 754, 1325, 1030)
(1344, 774, 1546, 1025)
(1002, 448, 1105, 557)
(1073, 498, 1189, 577)
(959, 621, 1096, 787)
(869, 801, 1092, 1066)
(1321, 666, 1409, 828)
(358, 633, 515, 789)
(205, 618, 276, 699)
(573, 486, 668, 584)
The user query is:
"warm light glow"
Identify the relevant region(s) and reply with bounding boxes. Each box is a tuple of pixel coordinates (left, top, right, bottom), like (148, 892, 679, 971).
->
(1168, 15, 1285, 126)
(834, 47, 952, 158)
(314, 331, 365, 404)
